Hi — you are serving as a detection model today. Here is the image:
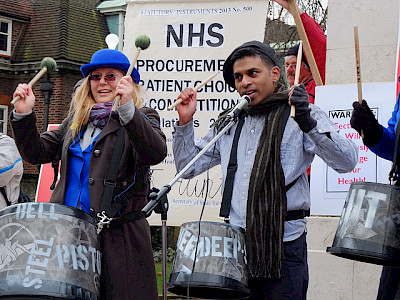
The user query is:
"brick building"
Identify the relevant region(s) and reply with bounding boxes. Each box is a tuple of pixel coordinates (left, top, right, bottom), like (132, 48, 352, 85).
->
(0, 0, 111, 196)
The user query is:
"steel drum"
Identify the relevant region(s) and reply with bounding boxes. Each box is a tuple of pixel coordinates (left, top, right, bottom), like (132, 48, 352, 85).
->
(0, 202, 101, 299)
(168, 221, 249, 299)
(327, 182, 400, 266)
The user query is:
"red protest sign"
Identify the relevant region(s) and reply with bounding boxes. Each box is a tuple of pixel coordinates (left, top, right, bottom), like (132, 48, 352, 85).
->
(35, 124, 60, 202)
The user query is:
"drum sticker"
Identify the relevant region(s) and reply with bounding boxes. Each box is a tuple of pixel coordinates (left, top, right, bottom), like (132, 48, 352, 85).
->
(337, 185, 400, 249)
(172, 222, 248, 284)
(0, 203, 101, 297)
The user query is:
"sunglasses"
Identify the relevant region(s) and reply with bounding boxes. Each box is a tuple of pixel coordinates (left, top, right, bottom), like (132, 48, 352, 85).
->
(89, 74, 119, 82)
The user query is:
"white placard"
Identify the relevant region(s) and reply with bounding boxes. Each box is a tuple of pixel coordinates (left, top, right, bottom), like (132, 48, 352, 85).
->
(310, 82, 395, 216)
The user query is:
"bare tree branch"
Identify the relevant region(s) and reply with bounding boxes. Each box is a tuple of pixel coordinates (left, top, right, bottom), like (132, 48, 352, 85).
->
(264, 0, 327, 49)
(264, 0, 328, 88)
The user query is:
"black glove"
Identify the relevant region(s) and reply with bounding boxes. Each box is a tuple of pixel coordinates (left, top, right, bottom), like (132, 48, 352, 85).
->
(350, 100, 382, 147)
(290, 84, 317, 132)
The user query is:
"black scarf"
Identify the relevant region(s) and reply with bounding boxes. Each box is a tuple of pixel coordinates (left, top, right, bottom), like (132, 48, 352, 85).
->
(244, 90, 289, 279)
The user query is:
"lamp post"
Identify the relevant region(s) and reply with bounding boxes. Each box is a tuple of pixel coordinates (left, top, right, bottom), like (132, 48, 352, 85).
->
(40, 73, 53, 131)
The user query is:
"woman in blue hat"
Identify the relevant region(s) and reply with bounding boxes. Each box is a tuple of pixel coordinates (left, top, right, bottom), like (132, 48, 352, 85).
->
(11, 49, 167, 300)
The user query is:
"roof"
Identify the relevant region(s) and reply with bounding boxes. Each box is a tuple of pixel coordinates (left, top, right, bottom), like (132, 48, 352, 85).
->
(0, 0, 110, 70)
(0, 0, 33, 20)
(97, 0, 127, 10)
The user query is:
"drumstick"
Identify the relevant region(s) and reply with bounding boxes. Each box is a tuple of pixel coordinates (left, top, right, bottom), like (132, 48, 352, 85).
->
(288, 0, 323, 87)
(354, 26, 364, 138)
(112, 35, 151, 111)
(290, 41, 303, 118)
(167, 71, 220, 111)
(11, 57, 57, 105)
(354, 27, 362, 104)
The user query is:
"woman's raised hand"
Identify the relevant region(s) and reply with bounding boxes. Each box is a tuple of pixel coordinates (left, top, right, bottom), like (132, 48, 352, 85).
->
(13, 83, 35, 114)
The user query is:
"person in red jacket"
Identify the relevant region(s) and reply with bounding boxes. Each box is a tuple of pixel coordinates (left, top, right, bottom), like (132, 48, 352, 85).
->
(274, 0, 327, 179)
(273, 0, 326, 104)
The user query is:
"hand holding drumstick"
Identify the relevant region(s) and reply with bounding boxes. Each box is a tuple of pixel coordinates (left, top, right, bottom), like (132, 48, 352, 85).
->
(112, 35, 151, 111)
(167, 71, 220, 111)
(350, 26, 383, 147)
(11, 57, 57, 106)
(290, 41, 303, 118)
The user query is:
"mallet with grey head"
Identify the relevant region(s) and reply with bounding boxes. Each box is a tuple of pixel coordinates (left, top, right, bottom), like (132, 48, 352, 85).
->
(111, 35, 151, 111)
(11, 57, 57, 105)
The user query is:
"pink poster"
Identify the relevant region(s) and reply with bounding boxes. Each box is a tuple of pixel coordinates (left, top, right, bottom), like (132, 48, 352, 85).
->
(35, 124, 60, 202)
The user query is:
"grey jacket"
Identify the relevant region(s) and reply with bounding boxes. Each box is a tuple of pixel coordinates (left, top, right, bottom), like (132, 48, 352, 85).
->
(0, 133, 23, 209)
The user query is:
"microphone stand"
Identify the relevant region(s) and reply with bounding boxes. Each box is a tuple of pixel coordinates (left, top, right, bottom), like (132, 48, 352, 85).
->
(141, 98, 249, 300)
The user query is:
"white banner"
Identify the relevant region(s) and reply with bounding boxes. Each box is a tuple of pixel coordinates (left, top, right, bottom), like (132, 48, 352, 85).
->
(124, 0, 270, 225)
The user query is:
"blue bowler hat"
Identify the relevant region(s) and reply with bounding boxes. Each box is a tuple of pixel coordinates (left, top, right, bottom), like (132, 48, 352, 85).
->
(80, 49, 140, 84)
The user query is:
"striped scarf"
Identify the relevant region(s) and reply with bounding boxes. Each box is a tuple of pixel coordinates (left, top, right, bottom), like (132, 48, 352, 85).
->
(88, 100, 118, 129)
(244, 90, 289, 279)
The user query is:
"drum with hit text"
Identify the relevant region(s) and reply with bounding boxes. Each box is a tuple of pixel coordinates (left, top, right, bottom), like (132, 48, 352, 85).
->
(168, 221, 249, 299)
(0, 202, 101, 299)
(327, 181, 400, 266)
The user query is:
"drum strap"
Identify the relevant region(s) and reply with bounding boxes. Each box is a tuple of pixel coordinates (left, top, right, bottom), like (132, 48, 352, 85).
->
(100, 127, 125, 218)
(107, 210, 146, 230)
(219, 105, 303, 220)
(219, 112, 246, 219)
(287, 208, 310, 221)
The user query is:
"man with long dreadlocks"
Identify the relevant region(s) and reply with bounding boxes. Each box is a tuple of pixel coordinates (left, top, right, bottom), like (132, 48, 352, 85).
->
(172, 41, 358, 299)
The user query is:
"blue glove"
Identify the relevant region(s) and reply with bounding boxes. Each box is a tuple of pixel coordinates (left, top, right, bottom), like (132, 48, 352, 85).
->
(290, 84, 317, 132)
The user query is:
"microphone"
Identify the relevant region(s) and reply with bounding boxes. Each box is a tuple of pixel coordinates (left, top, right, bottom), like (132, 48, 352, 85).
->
(226, 95, 251, 119)
(217, 95, 251, 130)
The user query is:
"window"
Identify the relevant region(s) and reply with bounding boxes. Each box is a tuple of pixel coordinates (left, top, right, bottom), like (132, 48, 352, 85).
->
(0, 105, 8, 133)
(0, 19, 11, 56)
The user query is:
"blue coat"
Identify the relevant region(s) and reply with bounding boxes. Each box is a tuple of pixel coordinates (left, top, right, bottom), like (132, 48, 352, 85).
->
(370, 93, 400, 161)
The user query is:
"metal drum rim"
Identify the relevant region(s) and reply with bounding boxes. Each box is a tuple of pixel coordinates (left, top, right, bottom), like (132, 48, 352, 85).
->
(349, 181, 400, 191)
(0, 202, 95, 224)
(180, 220, 245, 233)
